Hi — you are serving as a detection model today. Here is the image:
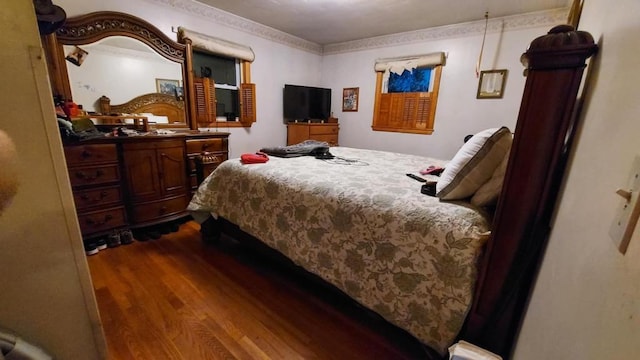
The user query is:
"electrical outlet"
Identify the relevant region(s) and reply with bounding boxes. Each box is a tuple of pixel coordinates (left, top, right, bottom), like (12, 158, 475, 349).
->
(609, 156, 640, 254)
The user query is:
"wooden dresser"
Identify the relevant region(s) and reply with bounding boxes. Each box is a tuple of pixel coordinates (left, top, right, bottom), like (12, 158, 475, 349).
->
(121, 138, 189, 227)
(185, 134, 229, 195)
(64, 143, 127, 238)
(286, 122, 339, 146)
(63, 132, 229, 239)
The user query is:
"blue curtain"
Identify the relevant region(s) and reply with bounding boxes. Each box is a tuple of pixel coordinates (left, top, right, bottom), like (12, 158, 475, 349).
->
(388, 67, 431, 93)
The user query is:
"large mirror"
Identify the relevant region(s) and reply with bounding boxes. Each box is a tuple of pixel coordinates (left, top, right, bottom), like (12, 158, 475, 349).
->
(43, 11, 195, 130)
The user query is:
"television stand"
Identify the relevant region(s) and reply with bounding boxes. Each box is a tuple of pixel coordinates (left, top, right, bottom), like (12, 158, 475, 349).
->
(286, 122, 339, 146)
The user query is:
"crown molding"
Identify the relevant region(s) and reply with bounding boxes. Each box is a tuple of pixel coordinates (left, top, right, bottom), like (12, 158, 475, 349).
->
(324, 8, 569, 55)
(145, 0, 323, 54)
(145, 0, 568, 56)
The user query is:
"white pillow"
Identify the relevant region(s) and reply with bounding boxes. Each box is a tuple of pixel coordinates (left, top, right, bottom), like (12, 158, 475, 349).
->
(436, 127, 512, 200)
(471, 148, 511, 207)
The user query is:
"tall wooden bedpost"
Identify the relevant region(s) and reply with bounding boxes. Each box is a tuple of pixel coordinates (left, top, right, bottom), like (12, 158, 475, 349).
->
(463, 25, 598, 357)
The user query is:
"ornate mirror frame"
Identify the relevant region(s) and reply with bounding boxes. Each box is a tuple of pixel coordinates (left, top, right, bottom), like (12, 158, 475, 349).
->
(42, 11, 197, 130)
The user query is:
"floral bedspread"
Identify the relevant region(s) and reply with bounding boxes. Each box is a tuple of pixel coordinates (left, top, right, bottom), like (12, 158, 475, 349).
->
(188, 147, 491, 354)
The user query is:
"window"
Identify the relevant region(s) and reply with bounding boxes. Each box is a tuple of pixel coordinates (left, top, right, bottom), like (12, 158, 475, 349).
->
(372, 52, 445, 134)
(193, 51, 240, 121)
(178, 27, 256, 127)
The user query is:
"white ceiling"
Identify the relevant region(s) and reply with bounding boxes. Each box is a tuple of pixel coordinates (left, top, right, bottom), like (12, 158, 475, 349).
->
(195, 0, 571, 45)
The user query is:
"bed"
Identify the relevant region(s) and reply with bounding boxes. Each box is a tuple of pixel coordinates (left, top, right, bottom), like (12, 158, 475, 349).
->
(188, 146, 492, 354)
(98, 92, 186, 126)
(187, 25, 597, 358)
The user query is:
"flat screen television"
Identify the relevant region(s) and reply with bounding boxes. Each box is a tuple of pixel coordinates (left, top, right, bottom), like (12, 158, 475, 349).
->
(283, 84, 331, 123)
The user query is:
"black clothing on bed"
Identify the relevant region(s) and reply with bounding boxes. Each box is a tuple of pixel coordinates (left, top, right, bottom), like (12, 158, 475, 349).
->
(260, 140, 330, 158)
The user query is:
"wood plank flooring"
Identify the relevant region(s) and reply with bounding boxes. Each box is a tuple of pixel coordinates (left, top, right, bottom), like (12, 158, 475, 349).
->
(87, 221, 434, 359)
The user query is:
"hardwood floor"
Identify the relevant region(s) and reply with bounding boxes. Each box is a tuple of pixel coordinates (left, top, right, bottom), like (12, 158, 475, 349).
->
(87, 221, 434, 359)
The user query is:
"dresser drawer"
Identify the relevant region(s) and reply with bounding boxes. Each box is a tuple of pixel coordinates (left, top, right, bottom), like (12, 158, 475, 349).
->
(188, 152, 227, 172)
(186, 138, 225, 154)
(64, 144, 118, 166)
(131, 196, 188, 223)
(311, 134, 338, 146)
(68, 164, 120, 187)
(73, 186, 122, 210)
(78, 206, 127, 235)
(309, 125, 338, 135)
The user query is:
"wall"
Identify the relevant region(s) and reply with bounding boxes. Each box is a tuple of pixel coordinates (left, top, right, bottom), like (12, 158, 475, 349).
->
(322, 23, 552, 160)
(513, 0, 640, 358)
(0, 0, 105, 358)
(57, 0, 324, 158)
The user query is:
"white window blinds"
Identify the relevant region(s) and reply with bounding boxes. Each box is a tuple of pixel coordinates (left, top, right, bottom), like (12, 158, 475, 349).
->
(178, 27, 255, 62)
(374, 52, 446, 74)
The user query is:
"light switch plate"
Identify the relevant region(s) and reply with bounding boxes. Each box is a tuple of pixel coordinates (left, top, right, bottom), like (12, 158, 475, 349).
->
(609, 156, 640, 254)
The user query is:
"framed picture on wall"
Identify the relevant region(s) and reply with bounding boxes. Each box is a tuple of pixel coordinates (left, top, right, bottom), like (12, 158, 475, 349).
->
(477, 70, 507, 99)
(342, 87, 359, 112)
(156, 78, 180, 96)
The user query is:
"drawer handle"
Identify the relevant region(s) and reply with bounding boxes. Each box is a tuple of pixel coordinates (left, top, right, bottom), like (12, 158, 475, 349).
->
(75, 170, 104, 182)
(85, 214, 113, 226)
(80, 191, 108, 203)
(81, 150, 92, 159)
(198, 155, 219, 164)
(159, 206, 167, 214)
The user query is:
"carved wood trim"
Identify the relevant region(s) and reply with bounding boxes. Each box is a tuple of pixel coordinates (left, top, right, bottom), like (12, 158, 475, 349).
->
(101, 93, 186, 124)
(56, 11, 185, 63)
(107, 93, 184, 113)
(41, 11, 197, 129)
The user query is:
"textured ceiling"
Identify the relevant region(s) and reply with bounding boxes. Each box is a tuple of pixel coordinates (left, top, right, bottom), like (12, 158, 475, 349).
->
(194, 0, 571, 45)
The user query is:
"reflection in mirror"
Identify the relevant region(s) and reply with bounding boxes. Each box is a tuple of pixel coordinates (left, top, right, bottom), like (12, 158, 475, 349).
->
(64, 36, 185, 126)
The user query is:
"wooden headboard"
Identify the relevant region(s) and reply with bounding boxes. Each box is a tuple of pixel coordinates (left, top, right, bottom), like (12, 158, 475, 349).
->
(99, 93, 185, 124)
(460, 25, 598, 357)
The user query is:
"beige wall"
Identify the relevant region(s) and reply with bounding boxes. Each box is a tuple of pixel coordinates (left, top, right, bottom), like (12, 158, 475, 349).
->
(0, 0, 105, 358)
(513, 0, 640, 358)
(321, 22, 552, 160)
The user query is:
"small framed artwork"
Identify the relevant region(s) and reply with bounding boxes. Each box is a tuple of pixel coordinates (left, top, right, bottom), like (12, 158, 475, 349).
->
(477, 69, 508, 99)
(65, 46, 89, 66)
(156, 78, 180, 96)
(342, 87, 359, 112)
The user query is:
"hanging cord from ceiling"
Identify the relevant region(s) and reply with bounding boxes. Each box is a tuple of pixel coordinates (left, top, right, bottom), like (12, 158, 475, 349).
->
(475, 11, 489, 78)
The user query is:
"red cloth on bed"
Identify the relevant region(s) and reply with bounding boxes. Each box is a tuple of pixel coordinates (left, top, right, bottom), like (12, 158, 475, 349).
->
(240, 152, 269, 164)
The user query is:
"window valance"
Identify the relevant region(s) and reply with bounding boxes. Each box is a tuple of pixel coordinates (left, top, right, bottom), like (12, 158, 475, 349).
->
(178, 27, 255, 62)
(374, 52, 446, 75)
